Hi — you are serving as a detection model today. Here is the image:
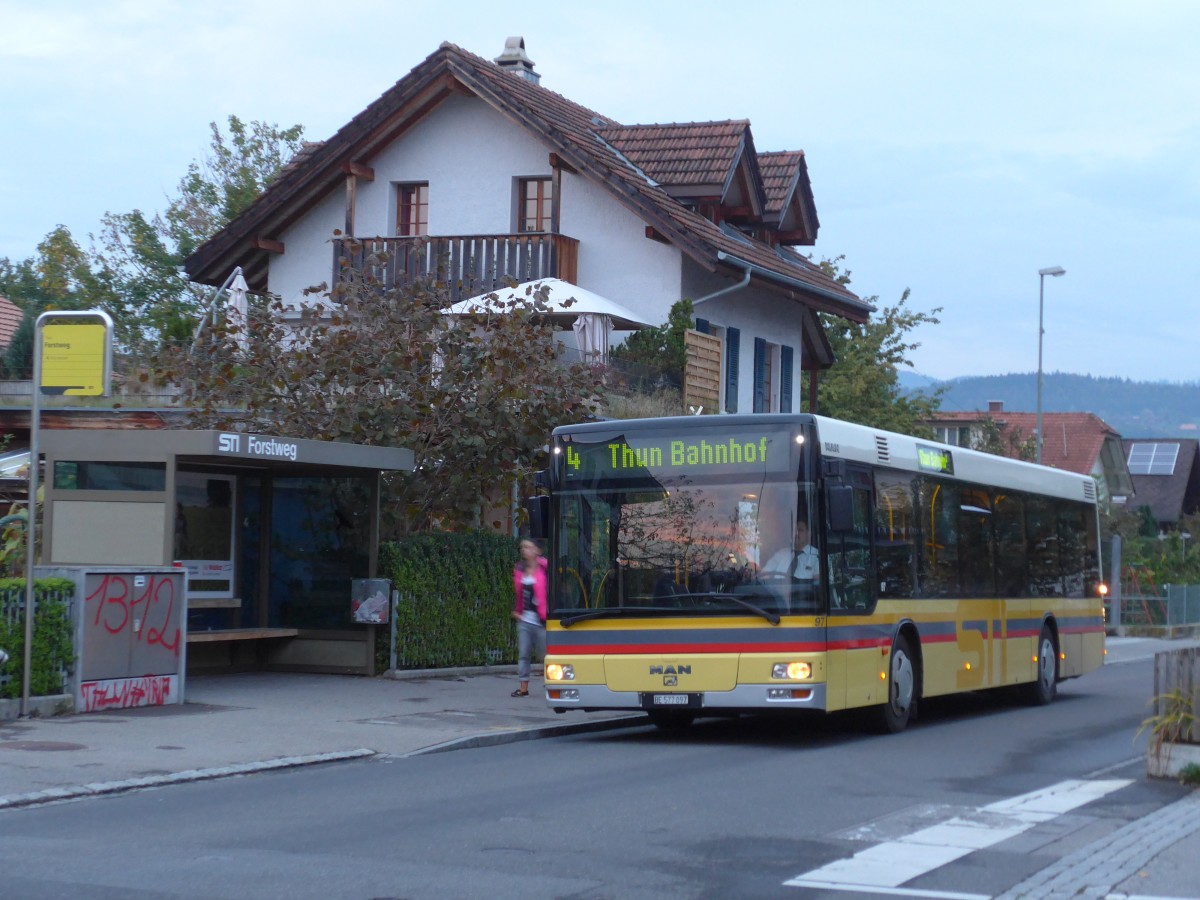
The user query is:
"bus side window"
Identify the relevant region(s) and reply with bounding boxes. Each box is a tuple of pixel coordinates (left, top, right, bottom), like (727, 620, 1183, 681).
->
(874, 472, 916, 599)
(826, 471, 875, 611)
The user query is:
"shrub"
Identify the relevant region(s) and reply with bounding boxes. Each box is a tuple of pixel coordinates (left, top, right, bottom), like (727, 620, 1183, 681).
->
(379, 531, 520, 669)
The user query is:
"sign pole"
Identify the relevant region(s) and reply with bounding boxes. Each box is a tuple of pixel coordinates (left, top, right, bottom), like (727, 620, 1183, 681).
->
(21, 310, 113, 717)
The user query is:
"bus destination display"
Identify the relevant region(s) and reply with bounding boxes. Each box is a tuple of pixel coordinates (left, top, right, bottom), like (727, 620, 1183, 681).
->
(560, 428, 794, 483)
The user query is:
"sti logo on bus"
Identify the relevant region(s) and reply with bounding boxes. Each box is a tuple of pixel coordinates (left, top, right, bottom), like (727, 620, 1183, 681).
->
(916, 444, 954, 475)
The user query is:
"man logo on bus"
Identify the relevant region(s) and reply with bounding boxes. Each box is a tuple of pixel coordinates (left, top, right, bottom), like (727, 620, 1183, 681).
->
(649, 665, 691, 675)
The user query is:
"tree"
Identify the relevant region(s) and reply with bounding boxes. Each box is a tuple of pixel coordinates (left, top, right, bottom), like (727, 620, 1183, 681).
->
(1, 116, 305, 355)
(609, 298, 693, 386)
(971, 415, 1037, 461)
(801, 256, 944, 435)
(152, 244, 606, 535)
(90, 116, 305, 352)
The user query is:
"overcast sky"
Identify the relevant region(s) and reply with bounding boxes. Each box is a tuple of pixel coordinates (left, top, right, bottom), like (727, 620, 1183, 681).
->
(3, 1, 1197, 383)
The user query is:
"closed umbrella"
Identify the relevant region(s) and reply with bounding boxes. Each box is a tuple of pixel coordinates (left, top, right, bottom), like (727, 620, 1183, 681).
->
(227, 268, 249, 352)
(573, 312, 614, 365)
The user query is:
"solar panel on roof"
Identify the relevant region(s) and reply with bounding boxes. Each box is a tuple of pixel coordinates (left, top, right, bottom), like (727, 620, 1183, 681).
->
(1127, 442, 1180, 476)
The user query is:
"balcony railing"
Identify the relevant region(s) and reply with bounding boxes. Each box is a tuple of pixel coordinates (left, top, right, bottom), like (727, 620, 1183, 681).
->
(332, 234, 580, 303)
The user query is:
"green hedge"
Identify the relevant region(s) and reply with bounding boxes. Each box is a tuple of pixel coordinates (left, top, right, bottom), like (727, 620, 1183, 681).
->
(0, 577, 76, 698)
(379, 531, 520, 670)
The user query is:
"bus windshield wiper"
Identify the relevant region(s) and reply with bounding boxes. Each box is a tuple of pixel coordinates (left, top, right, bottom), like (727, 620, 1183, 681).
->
(559, 607, 659, 627)
(692, 592, 780, 625)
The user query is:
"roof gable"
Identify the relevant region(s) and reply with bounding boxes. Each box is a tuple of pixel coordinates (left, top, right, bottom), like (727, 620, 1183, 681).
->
(184, 41, 866, 321)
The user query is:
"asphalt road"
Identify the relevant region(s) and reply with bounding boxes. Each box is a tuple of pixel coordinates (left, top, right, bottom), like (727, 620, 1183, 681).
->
(0, 642, 1192, 900)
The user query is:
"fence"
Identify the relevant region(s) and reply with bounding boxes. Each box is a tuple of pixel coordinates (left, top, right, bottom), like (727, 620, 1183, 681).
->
(0, 584, 76, 698)
(1115, 583, 1200, 631)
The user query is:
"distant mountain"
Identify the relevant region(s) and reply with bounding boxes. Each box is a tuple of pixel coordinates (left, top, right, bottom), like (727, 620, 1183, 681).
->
(899, 372, 1200, 439)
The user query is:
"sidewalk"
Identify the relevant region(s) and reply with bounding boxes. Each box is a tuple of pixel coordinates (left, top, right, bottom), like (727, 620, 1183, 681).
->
(0, 667, 645, 809)
(2, 657, 1199, 899)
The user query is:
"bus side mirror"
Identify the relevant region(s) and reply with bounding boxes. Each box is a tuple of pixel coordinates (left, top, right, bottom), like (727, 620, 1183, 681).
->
(827, 485, 855, 532)
(525, 496, 549, 540)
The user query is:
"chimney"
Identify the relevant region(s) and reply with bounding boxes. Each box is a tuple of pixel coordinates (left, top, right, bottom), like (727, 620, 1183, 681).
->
(494, 37, 540, 85)
(988, 400, 1004, 414)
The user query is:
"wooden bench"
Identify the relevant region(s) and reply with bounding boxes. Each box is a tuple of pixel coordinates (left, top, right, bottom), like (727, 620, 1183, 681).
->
(186, 628, 299, 644)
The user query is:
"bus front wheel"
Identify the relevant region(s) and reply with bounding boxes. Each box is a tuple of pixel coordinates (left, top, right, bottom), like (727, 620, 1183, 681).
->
(1024, 625, 1058, 706)
(875, 634, 917, 734)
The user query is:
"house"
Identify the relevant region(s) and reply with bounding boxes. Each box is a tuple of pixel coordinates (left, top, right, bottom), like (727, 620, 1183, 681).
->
(0, 295, 23, 356)
(926, 401, 1134, 507)
(1121, 438, 1200, 532)
(184, 38, 872, 416)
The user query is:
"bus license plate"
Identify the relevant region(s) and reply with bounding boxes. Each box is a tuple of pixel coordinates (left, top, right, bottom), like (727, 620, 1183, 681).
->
(652, 694, 689, 706)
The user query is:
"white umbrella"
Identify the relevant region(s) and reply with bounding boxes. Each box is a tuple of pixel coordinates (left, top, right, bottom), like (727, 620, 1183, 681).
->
(444, 278, 654, 330)
(227, 268, 250, 352)
(573, 312, 614, 365)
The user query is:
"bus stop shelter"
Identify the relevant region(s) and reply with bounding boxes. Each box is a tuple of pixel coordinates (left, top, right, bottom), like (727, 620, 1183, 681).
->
(38, 429, 414, 676)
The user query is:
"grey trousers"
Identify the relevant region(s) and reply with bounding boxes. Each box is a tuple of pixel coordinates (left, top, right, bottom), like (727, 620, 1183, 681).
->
(517, 619, 546, 681)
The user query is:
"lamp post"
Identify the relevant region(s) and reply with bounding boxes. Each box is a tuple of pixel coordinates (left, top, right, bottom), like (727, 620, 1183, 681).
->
(1036, 266, 1066, 464)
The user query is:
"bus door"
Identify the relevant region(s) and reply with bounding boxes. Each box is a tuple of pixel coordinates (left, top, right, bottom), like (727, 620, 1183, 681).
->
(825, 465, 879, 709)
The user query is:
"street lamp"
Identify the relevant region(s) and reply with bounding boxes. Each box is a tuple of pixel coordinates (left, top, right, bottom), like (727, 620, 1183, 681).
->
(1036, 265, 1066, 464)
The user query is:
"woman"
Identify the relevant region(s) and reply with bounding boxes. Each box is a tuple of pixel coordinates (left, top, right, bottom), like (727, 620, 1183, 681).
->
(511, 538, 548, 697)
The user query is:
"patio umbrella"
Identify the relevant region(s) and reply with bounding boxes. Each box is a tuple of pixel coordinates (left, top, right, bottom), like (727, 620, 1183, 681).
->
(573, 312, 614, 365)
(444, 278, 654, 330)
(227, 268, 250, 352)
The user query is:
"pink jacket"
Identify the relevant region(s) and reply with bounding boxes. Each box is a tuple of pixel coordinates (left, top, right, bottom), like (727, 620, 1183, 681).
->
(513, 557, 549, 622)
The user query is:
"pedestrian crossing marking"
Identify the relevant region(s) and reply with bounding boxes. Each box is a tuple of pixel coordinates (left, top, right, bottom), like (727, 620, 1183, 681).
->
(785, 778, 1131, 896)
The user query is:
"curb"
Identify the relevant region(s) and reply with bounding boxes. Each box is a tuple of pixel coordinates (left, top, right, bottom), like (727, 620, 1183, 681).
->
(405, 712, 650, 756)
(0, 713, 650, 810)
(0, 748, 376, 811)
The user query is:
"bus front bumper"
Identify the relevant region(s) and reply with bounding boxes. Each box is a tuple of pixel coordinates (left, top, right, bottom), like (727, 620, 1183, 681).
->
(545, 682, 828, 713)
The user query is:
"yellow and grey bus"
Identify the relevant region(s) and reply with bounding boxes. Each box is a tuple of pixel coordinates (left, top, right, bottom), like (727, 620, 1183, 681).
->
(534, 414, 1105, 732)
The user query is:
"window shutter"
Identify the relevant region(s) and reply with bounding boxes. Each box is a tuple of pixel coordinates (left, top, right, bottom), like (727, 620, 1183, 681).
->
(753, 337, 766, 413)
(780, 345, 794, 413)
(695, 317, 709, 334)
(725, 327, 740, 412)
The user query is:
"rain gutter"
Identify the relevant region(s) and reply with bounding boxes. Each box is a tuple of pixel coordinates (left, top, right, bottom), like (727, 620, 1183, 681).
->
(716, 251, 876, 315)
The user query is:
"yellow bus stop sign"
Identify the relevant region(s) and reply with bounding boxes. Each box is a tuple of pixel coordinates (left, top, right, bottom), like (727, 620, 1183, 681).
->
(39, 316, 113, 396)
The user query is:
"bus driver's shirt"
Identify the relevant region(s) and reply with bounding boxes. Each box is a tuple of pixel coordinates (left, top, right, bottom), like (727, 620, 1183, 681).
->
(762, 545, 820, 580)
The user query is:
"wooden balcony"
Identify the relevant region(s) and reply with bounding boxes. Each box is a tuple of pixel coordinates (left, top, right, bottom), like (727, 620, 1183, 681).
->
(332, 234, 579, 303)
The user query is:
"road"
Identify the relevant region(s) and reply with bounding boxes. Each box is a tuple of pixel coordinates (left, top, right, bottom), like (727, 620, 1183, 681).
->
(0, 639, 1193, 899)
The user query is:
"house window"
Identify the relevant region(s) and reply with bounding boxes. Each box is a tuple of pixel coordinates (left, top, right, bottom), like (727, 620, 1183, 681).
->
(518, 178, 553, 232)
(934, 425, 972, 447)
(396, 182, 429, 236)
(753, 338, 778, 413)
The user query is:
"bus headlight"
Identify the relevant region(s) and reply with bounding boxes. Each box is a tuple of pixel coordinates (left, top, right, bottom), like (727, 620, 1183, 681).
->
(545, 663, 574, 681)
(772, 662, 811, 680)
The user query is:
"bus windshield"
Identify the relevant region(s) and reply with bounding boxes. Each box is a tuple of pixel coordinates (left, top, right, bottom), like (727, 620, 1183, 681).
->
(550, 422, 820, 619)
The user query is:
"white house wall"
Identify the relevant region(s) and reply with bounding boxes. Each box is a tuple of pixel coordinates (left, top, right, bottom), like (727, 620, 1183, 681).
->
(263, 89, 808, 414)
(685, 264, 806, 415)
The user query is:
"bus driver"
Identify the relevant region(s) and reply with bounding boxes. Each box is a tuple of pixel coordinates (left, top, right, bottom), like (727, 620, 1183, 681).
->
(761, 517, 819, 581)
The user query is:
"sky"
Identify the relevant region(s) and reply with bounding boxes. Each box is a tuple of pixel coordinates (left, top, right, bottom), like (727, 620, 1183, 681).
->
(2, 0, 1198, 384)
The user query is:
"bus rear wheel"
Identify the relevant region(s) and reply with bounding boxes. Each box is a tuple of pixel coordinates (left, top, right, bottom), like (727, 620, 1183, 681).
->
(1024, 624, 1058, 706)
(875, 634, 916, 734)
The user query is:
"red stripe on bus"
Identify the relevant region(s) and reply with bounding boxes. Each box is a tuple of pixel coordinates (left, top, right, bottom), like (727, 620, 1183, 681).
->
(546, 642, 828, 655)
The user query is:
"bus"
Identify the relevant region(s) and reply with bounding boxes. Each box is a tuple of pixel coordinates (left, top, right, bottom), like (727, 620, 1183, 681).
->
(531, 413, 1106, 732)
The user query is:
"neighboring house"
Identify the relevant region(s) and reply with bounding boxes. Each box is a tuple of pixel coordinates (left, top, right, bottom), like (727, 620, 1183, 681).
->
(184, 38, 872, 416)
(1121, 438, 1200, 532)
(926, 401, 1134, 507)
(0, 295, 23, 356)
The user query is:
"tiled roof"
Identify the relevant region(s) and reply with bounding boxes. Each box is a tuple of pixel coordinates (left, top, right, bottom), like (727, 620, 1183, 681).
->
(596, 120, 749, 191)
(0, 295, 24, 350)
(930, 410, 1120, 477)
(758, 151, 805, 216)
(1120, 438, 1200, 525)
(184, 42, 868, 322)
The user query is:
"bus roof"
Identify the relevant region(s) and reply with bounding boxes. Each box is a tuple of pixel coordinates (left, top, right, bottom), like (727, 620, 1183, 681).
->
(551, 413, 1096, 505)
